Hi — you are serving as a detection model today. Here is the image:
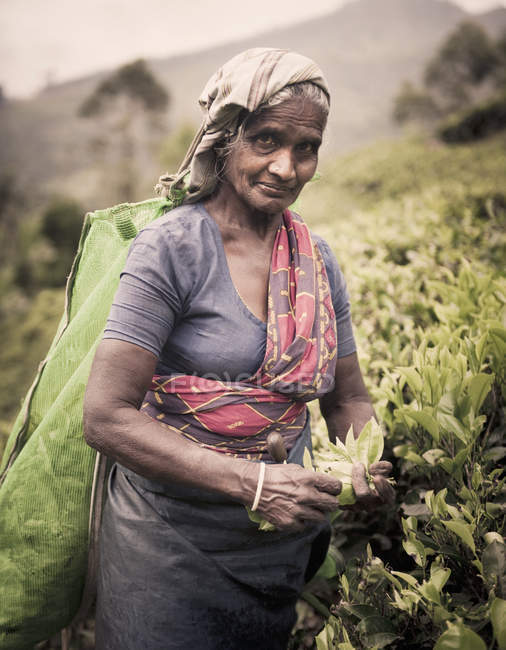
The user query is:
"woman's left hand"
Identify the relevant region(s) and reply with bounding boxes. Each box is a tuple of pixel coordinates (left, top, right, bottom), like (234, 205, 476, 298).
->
(350, 460, 395, 508)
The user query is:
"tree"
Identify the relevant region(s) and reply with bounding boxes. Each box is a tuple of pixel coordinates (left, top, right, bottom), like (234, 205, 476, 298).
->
(392, 21, 506, 133)
(79, 59, 170, 202)
(13, 197, 84, 293)
(392, 82, 441, 125)
(159, 123, 196, 175)
(493, 28, 506, 89)
(79, 59, 168, 118)
(424, 21, 499, 108)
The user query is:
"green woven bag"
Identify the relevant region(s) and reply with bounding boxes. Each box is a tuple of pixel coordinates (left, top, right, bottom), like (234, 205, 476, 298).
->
(0, 196, 176, 649)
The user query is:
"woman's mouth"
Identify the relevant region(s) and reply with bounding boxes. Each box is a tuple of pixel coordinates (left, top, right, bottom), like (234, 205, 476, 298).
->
(256, 182, 294, 197)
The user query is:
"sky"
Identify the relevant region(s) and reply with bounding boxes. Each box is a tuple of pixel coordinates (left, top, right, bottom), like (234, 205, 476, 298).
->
(1, 0, 505, 98)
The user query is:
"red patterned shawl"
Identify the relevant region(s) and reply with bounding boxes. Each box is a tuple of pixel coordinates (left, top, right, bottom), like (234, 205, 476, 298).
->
(141, 210, 337, 460)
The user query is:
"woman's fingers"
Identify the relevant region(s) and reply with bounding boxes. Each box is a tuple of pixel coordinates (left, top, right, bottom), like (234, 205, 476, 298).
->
(369, 460, 393, 476)
(351, 462, 373, 500)
(300, 489, 340, 512)
(351, 462, 395, 509)
(372, 473, 395, 504)
(312, 471, 342, 496)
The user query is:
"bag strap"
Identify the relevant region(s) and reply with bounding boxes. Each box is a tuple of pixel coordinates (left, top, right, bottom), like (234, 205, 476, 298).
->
(112, 204, 138, 240)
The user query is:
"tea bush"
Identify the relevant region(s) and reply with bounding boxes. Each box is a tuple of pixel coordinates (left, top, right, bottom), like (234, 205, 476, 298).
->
(296, 133, 505, 649)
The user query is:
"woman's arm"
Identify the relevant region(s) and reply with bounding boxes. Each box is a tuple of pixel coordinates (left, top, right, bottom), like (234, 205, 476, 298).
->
(319, 352, 395, 504)
(83, 338, 343, 530)
(84, 339, 260, 502)
(319, 352, 375, 444)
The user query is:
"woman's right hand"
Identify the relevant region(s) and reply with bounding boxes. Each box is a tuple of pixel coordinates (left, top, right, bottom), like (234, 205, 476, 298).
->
(253, 463, 342, 531)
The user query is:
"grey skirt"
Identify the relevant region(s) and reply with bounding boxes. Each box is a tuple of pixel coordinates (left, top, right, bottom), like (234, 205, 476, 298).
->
(95, 432, 330, 650)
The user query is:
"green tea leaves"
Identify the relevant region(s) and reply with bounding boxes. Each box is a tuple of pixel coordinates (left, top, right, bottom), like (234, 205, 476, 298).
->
(434, 623, 486, 650)
(303, 446, 314, 471)
(397, 367, 423, 395)
(245, 506, 275, 532)
(467, 372, 494, 414)
(490, 598, 506, 650)
(441, 520, 476, 554)
(482, 541, 506, 597)
(355, 419, 384, 466)
(248, 418, 388, 528)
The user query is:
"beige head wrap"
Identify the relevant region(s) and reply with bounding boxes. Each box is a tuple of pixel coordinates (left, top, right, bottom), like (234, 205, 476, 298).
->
(155, 47, 329, 204)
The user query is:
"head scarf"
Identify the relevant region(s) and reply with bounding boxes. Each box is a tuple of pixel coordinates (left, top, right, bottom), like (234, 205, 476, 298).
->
(155, 47, 329, 204)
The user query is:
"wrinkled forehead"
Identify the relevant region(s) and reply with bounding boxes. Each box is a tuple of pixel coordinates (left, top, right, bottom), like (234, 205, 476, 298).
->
(244, 98, 327, 136)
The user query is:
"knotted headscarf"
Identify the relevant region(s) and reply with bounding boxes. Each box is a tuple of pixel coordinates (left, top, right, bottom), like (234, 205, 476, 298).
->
(155, 47, 329, 204)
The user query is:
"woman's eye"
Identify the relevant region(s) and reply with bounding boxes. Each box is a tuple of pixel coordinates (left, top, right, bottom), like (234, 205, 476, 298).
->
(256, 134, 276, 146)
(297, 142, 317, 154)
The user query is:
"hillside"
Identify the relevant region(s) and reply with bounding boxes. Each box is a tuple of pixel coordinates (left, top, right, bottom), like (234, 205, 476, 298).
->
(0, 0, 505, 210)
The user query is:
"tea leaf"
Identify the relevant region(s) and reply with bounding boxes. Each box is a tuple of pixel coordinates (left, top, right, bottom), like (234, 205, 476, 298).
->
(338, 483, 356, 506)
(397, 367, 423, 395)
(467, 372, 494, 414)
(403, 408, 440, 442)
(434, 622, 486, 650)
(341, 573, 350, 600)
(437, 412, 469, 444)
(433, 606, 452, 624)
(475, 332, 488, 366)
(486, 502, 505, 518)
(357, 615, 397, 648)
(422, 366, 442, 404)
(340, 604, 378, 620)
(483, 541, 506, 597)
(418, 581, 441, 604)
(423, 448, 446, 465)
(245, 507, 275, 532)
(484, 446, 506, 462)
(490, 328, 506, 360)
(442, 520, 476, 554)
(484, 532, 505, 545)
(327, 438, 353, 463)
(490, 598, 506, 650)
(438, 457, 454, 475)
(402, 537, 427, 567)
(430, 566, 451, 592)
(355, 418, 384, 465)
(391, 571, 419, 587)
(303, 446, 314, 471)
(345, 425, 357, 459)
(316, 552, 338, 579)
(320, 461, 354, 482)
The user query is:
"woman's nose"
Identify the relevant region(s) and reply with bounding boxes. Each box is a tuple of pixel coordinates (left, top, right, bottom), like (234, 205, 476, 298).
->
(268, 149, 296, 181)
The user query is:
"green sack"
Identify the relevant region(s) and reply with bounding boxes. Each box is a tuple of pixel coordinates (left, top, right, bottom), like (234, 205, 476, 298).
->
(0, 196, 174, 649)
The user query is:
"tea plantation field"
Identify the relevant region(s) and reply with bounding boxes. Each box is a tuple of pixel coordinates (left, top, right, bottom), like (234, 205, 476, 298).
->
(2, 132, 505, 648)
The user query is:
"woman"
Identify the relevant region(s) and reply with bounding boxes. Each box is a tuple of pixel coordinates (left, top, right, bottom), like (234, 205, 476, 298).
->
(84, 48, 394, 649)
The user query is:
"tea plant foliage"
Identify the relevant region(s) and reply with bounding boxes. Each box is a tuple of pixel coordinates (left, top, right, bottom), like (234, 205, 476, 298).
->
(297, 132, 505, 649)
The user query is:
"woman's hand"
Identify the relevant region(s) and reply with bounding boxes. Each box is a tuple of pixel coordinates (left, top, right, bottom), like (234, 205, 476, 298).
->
(346, 460, 395, 510)
(253, 459, 394, 530)
(254, 463, 342, 531)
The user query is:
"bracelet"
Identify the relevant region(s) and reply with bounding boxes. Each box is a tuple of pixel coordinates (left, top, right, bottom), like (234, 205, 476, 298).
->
(251, 462, 266, 512)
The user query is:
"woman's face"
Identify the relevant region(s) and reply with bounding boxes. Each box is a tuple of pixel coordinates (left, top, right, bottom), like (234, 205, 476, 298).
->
(221, 98, 326, 216)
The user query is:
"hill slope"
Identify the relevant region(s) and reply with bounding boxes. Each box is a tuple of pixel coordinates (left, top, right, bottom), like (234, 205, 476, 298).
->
(1, 0, 505, 208)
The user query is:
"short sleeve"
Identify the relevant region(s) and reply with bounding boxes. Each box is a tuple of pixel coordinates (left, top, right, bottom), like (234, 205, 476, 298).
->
(103, 226, 184, 358)
(316, 237, 356, 358)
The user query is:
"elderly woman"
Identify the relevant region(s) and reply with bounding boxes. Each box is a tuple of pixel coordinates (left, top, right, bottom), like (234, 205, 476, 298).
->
(84, 48, 393, 649)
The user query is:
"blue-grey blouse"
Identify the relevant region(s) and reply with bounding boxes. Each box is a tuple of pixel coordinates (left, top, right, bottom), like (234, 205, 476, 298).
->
(103, 202, 356, 380)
